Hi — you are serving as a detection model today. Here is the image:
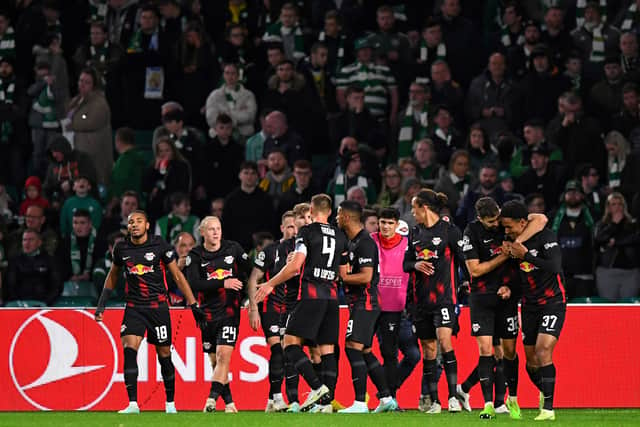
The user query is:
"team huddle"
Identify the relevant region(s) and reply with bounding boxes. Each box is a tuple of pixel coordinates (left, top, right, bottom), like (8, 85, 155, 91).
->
(94, 190, 567, 421)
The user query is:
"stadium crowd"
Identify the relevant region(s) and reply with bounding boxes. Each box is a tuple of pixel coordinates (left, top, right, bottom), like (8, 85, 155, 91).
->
(1, 0, 640, 307)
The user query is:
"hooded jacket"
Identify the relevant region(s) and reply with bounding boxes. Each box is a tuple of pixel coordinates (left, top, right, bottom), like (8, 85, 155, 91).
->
(43, 136, 96, 199)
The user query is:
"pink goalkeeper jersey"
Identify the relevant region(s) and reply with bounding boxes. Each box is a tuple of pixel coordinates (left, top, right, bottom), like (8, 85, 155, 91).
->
(371, 233, 409, 312)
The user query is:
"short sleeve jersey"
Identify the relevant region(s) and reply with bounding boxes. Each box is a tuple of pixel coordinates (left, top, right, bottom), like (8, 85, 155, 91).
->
(112, 235, 176, 308)
(295, 222, 348, 300)
(254, 238, 298, 313)
(344, 228, 380, 310)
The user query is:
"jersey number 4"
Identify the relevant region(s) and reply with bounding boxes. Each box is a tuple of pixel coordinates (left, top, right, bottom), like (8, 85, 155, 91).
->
(322, 236, 335, 267)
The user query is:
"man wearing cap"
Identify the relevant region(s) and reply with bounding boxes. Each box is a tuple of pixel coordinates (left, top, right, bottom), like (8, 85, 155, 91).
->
(550, 180, 595, 299)
(336, 36, 398, 127)
(520, 44, 572, 123)
(589, 56, 626, 128)
(515, 143, 565, 213)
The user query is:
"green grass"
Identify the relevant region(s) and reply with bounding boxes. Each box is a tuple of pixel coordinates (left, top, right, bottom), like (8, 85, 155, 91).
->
(0, 410, 639, 427)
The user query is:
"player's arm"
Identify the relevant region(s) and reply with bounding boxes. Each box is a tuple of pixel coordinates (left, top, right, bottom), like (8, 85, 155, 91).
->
(449, 224, 470, 281)
(511, 239, 563, 272)
(167, 260, 197, 306)
(341, 266, 373, 285)
(248, 266, 265, 330)
(263, 251, 305, 289)
(514, 213, 548, 243)
(465, 255, 509, 278)
(94, 263, 121, 321)
(341, 239, 375, 285)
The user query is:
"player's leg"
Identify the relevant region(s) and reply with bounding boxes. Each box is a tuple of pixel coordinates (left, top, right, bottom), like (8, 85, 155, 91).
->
(204, 352, 217, 412)
(281, 313, 300, 410)
(493, 344, 508, 414)
(310, 299, 340, 412)
(436, 326, 461, 413)
(341, 338, 369, 413)
(155, 345, 177, 413)
(376, 311, 401, 397)
(533, 305, 565, 421)
(208, 345, 235, 410)
(149, 306, 175, 414)
(396, 314, 421, 391)
(262, 312, 286, 412)
(473, 335, 495, 418)
(120, 334, 143, 414)
(420, 337, 441, 413)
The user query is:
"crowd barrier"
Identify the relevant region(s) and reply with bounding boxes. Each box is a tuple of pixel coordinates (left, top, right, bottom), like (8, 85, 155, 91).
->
(1, 305, 638, 411)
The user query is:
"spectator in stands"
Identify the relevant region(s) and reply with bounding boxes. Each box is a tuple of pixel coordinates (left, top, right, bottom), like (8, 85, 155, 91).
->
(371, 5, 412, 96)
(414, 139, 442, 187)
(254, 42, 285, 97)
(618, 32, 639, 77)
(33, 32, 69, 127)
(278, 159, 316, 216)
(327, 149, 376, 206)
(109, 127, 146, 201)
(377, 164, 403, 208)
(64, 67, 113, 188)
(520, 44, 572, 124)
(393, 177, 421, 227)
(316, 10, 353, 78)
(399, 158, 418, 181)
(43, 136, 96, 204)
(346, 186, 368, 209)
(19, 176, 49, 217)
(434, 149, 474, 215)
(154, 192, 200, 243)
(165, 230, 196, 305)
(551, 180, 596, 298)
(456, 163, 505, 227)
(154, 108, 204, 169)
(547, 92, 606, 177)
(604, 130, 631, 192)
(60, 209, 104, 283)
(245, 109, 269, 175)
(92, 230, 126, 302)
(511, 118, 562, 179)
(540, 6, 573, 69)
(465, 124, 497, 175)
(526, 192, 546, 214)
(363, 208, 379, 234)
(120, 3, 171, 130)
(262, 110, 308, 164)
(0, 56, 28, 188)
(105, 0, 140, 47)
(616, 4, 640, 40)
(262, 2, 305, 62)
(611, 82, 640, 137)
(14, 0, 47, 77)
(5, 205, 59, 260)
(571, 2, 620, 84)
(516, 144, 565, 213)
(437, 0, 479, 88)
(466, 52, 519, 139)
(222, 161, 274, 250)
(577, 164, 604, 219)
(491, 1, 524, 53)
(59, 176, 103, 237)
(210, 197, 224, 218)
(259, 147, 295, 213)
(594, 192, 640, 301)
(508, 20, 542, 80)
(331, 85, 386, 158)
(430, 104, 463, 166)
(100, 190, 138, 238)
(336, 36, 398, 126)
(589, 56, 625, 129)
(194, 113, 243, 203)
(563, 50, 585, 97)
(27, 61, 60, 178)
(498, 170, 524, 202)
(205, 62, 257, 142)
(429, 60, 464, 124)
(6, 230, 62, 306)
(0, 11, 16, 61)
(397, 81, 432, 160)
(218, 24, 257, 84)
(414, 17, 447, 80)
(143, 136, 191, 222)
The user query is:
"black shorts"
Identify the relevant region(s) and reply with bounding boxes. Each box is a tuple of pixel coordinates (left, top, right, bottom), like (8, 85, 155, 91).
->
(346, 308, 380, 348)
(521, 303, 566, 346)
(469, 293, 519, 340)
(121, 305, 171, 346)
(413, 304, 457, 340)
(285, 298, 339, 345)
(201, 318, 239, 352)
(260, 311, 285, 339)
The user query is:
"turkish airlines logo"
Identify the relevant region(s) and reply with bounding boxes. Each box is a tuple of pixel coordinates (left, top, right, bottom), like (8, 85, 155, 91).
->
(9, 310, 118, 410)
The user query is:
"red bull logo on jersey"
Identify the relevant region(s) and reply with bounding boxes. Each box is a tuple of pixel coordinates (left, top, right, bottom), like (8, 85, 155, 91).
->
(490, 245, 502, 256)
(519, 261, 536, 272)
(416, 248, 438, 260)
(128, 264, 154, 275)
(207, 269, 233, 280)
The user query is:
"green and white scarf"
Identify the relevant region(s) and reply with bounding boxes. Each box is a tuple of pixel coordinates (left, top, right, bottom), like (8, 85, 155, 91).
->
(552, 205, 594, 232)
(0, 76, 15, 143)
(621, 3, 638, 31)
(333, 174, 368, 205)
(262, 21, 305, 60)
(418, 39, 446, 63)
(224, 84, 240, 109)
(398, 105, 429, 159)
(608, 157, 623, 188)
(589, 24, 606, 62)
(576, 0, 607, 28)
(89, 0, 108, 22)
(0, 26, 15, 60)
(71, 227, 96, 276)
(318, 30, 346, 73)
(127, 29, 159, 53)
(500, 25, 525, 48)
(32, 82, 59, 129)
(89, 41, 109, 65)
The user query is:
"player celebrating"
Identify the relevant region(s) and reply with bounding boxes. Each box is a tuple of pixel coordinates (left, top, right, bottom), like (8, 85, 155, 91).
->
(248, 211, 298, 412)
(255, 194, 348, 413)
(459, 197, 547, 419)
(500, 201, 567, 421)
(185, 216, 252, 413)
(403, 189, 466, 414)
(94, 210, 206, 414)
(336, 201, 397, 413)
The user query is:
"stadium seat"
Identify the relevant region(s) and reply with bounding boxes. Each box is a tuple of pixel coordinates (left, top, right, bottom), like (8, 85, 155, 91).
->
(62, 281, 98, 299)
(53, 296, 96, 307)
(105, 300, 126, 307)
(4, 300, 47, 308)
(617, 297, 640, 304)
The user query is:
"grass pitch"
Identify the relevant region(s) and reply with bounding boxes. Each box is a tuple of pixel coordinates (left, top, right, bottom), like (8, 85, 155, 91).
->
(0, 409, 639, 427)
